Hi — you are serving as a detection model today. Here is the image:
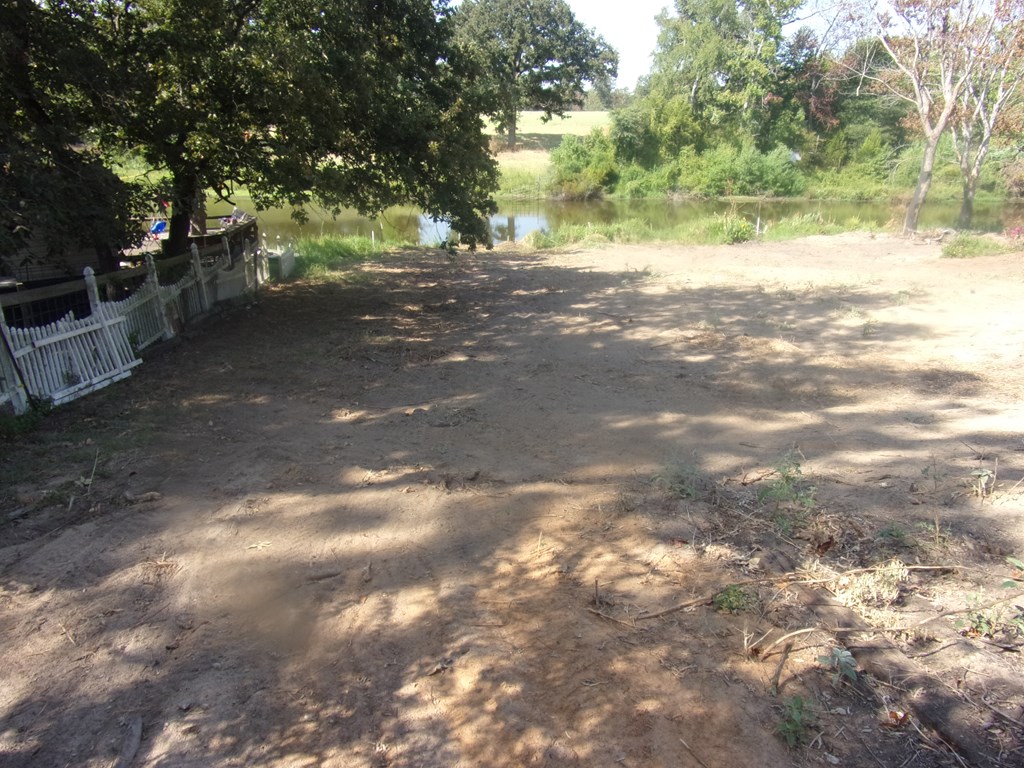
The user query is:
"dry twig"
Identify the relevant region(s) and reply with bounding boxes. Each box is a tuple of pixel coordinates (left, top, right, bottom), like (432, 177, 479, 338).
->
(769, 641, 793, 695)
(678, 737, 711, 768)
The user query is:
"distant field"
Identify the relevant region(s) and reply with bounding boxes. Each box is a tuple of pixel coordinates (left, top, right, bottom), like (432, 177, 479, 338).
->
(509, 110, 610, 135)
(488, 110, 610, 152)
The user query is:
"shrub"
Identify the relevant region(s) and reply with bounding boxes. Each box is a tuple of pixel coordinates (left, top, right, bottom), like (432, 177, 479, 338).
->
(611, 107, 660, 167)
(616, 162, 680, 198)
(673, 213, 756, 244)
(677, 144, 805, 197)
(550, 129, 618, 199)
(941, 233, 1011, 259)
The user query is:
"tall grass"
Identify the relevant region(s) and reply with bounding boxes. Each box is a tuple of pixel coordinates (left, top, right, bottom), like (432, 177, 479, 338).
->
(521, 212, 885, 250)
(293, 235, 390, 278)
(761, 212, 883, 241)
(523, 218, 656, 248)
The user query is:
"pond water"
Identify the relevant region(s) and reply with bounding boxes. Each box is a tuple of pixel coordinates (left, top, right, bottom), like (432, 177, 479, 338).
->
(210, 196, 1024, 246)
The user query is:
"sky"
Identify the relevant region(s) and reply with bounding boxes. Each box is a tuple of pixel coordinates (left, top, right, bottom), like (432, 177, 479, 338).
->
(566, 1, 671, 90)
(450, 0, 672, 91)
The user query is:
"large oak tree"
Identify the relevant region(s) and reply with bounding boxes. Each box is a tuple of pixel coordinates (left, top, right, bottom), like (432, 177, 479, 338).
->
(12, 0, 499, 259)
(1, 0, 149, 273)
(453, 0, 617, 150)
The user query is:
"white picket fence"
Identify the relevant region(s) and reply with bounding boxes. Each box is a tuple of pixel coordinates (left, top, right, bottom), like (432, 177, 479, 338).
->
(0, 235, 283, 414)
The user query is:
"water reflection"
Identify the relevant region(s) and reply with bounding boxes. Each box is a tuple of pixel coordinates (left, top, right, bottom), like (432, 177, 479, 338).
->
(210, 196, 1023, 246)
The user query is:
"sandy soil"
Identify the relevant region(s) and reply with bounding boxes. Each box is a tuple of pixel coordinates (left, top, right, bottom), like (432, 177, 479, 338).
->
(2, 233, 1024, 767)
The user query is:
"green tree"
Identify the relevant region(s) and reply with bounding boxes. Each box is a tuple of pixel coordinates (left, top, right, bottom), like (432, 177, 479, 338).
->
(70, 0, 498, 254)
(1, 0, 148, 274)
(453, 0, 618, 149)
(645, 0, 803, 151)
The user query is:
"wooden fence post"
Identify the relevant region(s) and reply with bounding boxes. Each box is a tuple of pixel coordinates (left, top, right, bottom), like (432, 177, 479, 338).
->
(146, 255, 176, 340)
(191, 243, 211, 313)
(0, 312, 30, 414)
(84, 267, 101, 316)
(249, 238, 266, 292)
(83, 268, 135, 376)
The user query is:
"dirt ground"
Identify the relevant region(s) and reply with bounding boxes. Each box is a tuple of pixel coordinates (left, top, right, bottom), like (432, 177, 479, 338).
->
(3, 233, 1024, 768)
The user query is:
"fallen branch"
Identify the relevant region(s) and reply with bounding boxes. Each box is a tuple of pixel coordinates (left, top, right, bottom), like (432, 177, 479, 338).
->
(759, 628, 824, 659)
(587, 607, 637, 629)
(754, 592, 1024, 657)
(769, 641, 793, 695)
(678, 736, 711, 768)
(633, 564, 970, 621)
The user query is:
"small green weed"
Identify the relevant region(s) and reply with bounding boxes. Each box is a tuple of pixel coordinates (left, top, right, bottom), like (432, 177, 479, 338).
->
(970, 467, 995, 502)
(915, 519, 949, 547)
(921, 454, 943, 492)
(0, 403, 51, 439)
(759, 449, 816, 514)
(876, 523, 909, 546)
(655, 458, 709, 500)
(776, 695, 812, 748)
(293, 235, 386, 279)
(1003, 555, 1024, 589)
(955, 596, 1024, 640)
(713, 584, 753, 613)
(941, 233, 1011, 259)
(817, 647, 858, 685)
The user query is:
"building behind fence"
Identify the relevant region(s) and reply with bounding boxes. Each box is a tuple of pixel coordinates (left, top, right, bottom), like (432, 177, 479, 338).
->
(0, 222, 292, 415)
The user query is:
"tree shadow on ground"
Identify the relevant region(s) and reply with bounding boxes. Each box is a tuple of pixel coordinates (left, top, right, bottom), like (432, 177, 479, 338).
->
(1, 245, 1021, 766)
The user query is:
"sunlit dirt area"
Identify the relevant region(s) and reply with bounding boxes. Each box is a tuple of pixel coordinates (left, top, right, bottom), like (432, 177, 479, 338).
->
(2, 233, 1024, 767)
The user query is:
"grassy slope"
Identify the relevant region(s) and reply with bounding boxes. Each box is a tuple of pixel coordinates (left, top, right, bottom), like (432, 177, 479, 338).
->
(492, 111, 608, 196)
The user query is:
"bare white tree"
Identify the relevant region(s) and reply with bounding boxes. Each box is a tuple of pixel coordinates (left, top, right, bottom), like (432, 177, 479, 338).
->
(950, 2, 1024, 227)
(842, 0, 999, 233)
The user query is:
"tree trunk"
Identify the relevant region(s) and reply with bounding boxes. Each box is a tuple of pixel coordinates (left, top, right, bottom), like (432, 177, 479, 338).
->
(958, 179, 976, 229)
(166, 173, 200, 257)
(93, 242, 119, 275)
(903, 135, 940, 234)
(507, 110, 517, 151)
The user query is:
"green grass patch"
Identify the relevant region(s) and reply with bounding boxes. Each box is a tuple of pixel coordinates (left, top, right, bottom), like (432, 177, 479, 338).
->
(523, 218, 656, 249)
(674, 214, 757, 244)
(522, 212, 885, 250)
(497, 150, 552, 198)
(761, 212, 883, 241)
(941, 233, 1013, 259)
(512, 111, 610, 136)
(293, 235, 389, 279)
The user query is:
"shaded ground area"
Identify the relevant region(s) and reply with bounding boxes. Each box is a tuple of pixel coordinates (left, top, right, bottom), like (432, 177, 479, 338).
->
(2, 233, 1024, 767)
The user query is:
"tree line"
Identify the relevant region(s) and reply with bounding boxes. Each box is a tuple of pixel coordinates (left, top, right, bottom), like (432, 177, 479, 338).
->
(556, 0, 1024, 233)
(3, 0, 1022, 274)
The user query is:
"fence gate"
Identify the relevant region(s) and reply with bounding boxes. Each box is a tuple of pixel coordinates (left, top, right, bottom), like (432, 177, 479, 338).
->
(0, 305, 141, 410)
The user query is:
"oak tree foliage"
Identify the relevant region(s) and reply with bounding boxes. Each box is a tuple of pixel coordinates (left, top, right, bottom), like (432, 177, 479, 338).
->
(453, 0, 618, 149)
(1, 0, 149, 273)
(5, 0, 499, 261)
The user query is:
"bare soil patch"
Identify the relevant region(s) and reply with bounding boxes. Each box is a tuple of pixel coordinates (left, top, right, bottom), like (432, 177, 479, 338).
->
(2, 233, 1024, 767)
